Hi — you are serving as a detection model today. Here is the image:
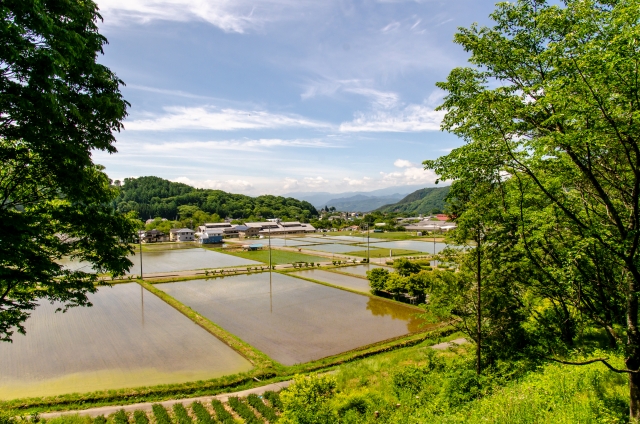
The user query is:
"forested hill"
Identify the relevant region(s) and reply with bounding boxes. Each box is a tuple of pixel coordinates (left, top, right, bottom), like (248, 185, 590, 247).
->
(375, 186, 450, 214)
(114, 176, 318, 221)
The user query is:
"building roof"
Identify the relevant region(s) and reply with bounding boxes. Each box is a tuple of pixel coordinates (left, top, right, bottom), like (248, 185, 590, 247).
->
(234, 225, 250, 231)
(174, 228, 194, 233)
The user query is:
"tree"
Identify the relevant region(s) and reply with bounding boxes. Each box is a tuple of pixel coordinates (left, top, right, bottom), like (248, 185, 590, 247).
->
(0, 0, 135, 341)
(424, 0, 640, 418)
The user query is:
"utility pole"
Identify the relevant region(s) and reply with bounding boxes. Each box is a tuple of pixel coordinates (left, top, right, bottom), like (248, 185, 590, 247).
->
(139, 230, 143, 279)
(269, 226, 272, 313)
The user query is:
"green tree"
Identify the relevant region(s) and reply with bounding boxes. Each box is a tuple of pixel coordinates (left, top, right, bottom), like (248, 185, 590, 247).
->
(424, 0, 640, 417)
(0, 0, 135, 341)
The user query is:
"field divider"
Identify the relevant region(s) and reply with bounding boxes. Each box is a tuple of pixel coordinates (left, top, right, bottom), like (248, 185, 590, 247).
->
(137, 280, 274, 370)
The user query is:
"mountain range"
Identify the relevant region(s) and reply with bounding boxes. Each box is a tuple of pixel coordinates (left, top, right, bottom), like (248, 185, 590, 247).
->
(285, 185, 426, 211)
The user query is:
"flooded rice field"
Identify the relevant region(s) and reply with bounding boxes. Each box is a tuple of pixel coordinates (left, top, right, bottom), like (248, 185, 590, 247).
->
(291, 269, 372, 293)
(157, 273, 427, 365)
(301, 243, 366, 254)
(298, 236, 362, 244)
(58, 248, 261, 275)
(336, 264, 393, 277)
(325, 236, 375, 243)
(0, 283, 252, 399)
(254, 237, 320, 247)
(362, 240, 449, 254)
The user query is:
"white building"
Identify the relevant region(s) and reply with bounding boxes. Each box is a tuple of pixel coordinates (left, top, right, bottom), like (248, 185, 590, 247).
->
(170, 228, 195, 242)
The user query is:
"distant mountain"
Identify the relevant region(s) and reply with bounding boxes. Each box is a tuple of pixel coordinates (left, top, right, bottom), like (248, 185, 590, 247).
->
(375, 186, 451, 214)
(285, 184, 425, 208)
(324, 193, 406, 212)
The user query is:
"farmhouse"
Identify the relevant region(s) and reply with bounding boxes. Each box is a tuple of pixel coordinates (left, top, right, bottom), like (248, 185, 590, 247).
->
(170, 228, 195, 242)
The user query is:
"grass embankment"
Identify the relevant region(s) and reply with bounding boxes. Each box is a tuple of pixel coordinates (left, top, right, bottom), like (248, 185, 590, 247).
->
(344, 248, 421, 258)
(210, 248, 328, 265)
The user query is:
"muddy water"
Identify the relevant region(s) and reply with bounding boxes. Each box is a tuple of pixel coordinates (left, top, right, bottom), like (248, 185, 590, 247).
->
(291, 269, 372, 293)
(58, 248, 260, 275)
(0, 284, 252, 399)
(157, 273, 429, 366)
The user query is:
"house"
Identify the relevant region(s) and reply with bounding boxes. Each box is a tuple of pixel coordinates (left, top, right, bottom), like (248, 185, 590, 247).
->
(198, 229, 224, 244)
(198, 222, 240, 238)
(235, 225, 261, 238)
(170, 228, 195, 242)
(139, 229, 168, 243)
(243, 220, 316, 236)
(402, 219, 457, 233)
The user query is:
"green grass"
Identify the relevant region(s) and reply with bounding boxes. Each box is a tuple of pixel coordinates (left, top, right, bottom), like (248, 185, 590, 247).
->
(214, 248, 329, 265)
(344, 248, 422, 258)
(132, 410, 149, 424)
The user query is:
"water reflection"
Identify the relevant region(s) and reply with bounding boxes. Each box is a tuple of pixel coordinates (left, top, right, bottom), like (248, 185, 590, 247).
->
(366, 297, 425, 333)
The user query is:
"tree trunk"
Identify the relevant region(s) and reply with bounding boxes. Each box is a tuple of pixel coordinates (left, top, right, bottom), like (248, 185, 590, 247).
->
(627, 273, 640, 422)
(628, 365, 640, 421)
(476, 230, 482, 375)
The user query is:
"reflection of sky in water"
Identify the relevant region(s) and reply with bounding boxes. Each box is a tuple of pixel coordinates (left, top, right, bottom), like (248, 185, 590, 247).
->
(254, 237, 320, 247)
(333, 264, 393, 277)
(298, 236, 363, 244)
(361, 240, 449, 254)
(58, 248, 261, 274)
(292, 269, 371, 293)
(0, 283, 251, 399)
(302, 244, 367, 254)
(158, 273, 430, 365)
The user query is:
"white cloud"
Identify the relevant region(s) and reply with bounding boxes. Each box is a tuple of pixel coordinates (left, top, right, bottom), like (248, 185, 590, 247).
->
(380, 164, 438, 185)
(125, 106, 331, 131)
(173, 176, 254, 191)
(343, 87, 399, 109)
(301, 79, 399, 109)
(141, 138, 335, 152)
(393, 159, 414, 168)
(339, 103, 444, 132)
(97, 0, 316, 33)
(282, 176, 330, 191)
(343, 176, 372, 186)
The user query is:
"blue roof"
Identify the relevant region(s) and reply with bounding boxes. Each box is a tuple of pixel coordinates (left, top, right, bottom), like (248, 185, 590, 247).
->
(249, 244, 264, 248)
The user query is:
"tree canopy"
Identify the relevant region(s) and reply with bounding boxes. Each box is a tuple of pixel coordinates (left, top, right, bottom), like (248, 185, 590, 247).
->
(0, 0, 135, 341)
(423, 0, 640, 419)
(116, 176, 319, 223)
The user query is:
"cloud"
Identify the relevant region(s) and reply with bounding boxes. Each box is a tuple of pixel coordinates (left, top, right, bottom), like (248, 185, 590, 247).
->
(125, 106, 331, 131)
(343, 176, 372, 186)
(380, 164, 438, 185)
(393, 159, 414, 168)
(141, 138, 336, 152)
(282, 176, 330, 191)
(339, 103, 444, 132)
(97, 0, 316, 33)
(173, 176, 254, 191)
(343, 87, 399, 109)
(301, 79, 399, 109)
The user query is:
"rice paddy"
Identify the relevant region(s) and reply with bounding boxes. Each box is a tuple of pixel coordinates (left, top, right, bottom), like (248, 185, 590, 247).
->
(156, 273, 428, 365)
(362, 240, 449, 254)
(333, 264, 392, 277)
(0, 283, 252, 399)
(291, 269, 372, 293)
(300, 243, 368, 254)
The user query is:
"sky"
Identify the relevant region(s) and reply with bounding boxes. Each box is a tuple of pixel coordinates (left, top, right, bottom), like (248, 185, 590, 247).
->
(93, 0, 499, 196)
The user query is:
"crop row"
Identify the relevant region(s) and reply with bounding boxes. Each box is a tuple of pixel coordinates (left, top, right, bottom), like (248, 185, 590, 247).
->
(90, 391, 282, 424)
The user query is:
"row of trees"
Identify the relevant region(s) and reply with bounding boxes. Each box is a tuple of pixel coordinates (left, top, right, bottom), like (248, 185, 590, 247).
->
(421, 0, 640, 419)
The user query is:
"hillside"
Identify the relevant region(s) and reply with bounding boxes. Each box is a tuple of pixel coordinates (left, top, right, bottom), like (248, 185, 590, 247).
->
(114, 176, 318, 221)
(324, 193, 405, 212)
(375, 186, 450, 214)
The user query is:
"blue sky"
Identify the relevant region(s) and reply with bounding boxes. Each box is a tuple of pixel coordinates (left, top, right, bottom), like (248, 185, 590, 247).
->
(93, 0, 498, 195)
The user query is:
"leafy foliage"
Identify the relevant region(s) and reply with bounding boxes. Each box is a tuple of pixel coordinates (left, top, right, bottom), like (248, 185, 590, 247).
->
(0, 0, 136, 341)
(190, 401, 212, 424)
(151, 405, 170, 424)
(227, 397, 263, 423)
(172, 404, 192, 424)
(116, 176, 318, 222)
(375, 187, 450, 214)
(263, 391, 284, 412)
(280, 374, 337, 424)
(132, 410, 148, 424)
(112, 410, 128, 424)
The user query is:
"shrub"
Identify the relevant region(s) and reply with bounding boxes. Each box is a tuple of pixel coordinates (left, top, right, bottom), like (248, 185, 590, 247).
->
(211, 399, 235, 423)
(280, 374, 337, 424)
(112, 410, 128, 424)
(228, 397, 263, 423)
(151, 405, 171, 424)
(263, 391, 284, 411)
(172, 404, 192, 424)
(133, 411, 148, 424)
(247, 394, 279, 422)
(190, 401, 212, 424)
(93, 416, 107, 424)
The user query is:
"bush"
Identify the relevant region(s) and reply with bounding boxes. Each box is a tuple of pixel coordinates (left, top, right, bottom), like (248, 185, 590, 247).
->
(190, 401, 212, 424)
(172, 404, 192, 424)
(111, 410, 128, 424)
(211, 399, 234, 423)
(228, 397, 263, 423)
(132, 411, 148, 424)
(93, 416, 107, 424)
(151, 405, 171, 424)
(263, 391, 284, 411)
(280, 374, 337, 424)
(247, 394, 279, 422)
